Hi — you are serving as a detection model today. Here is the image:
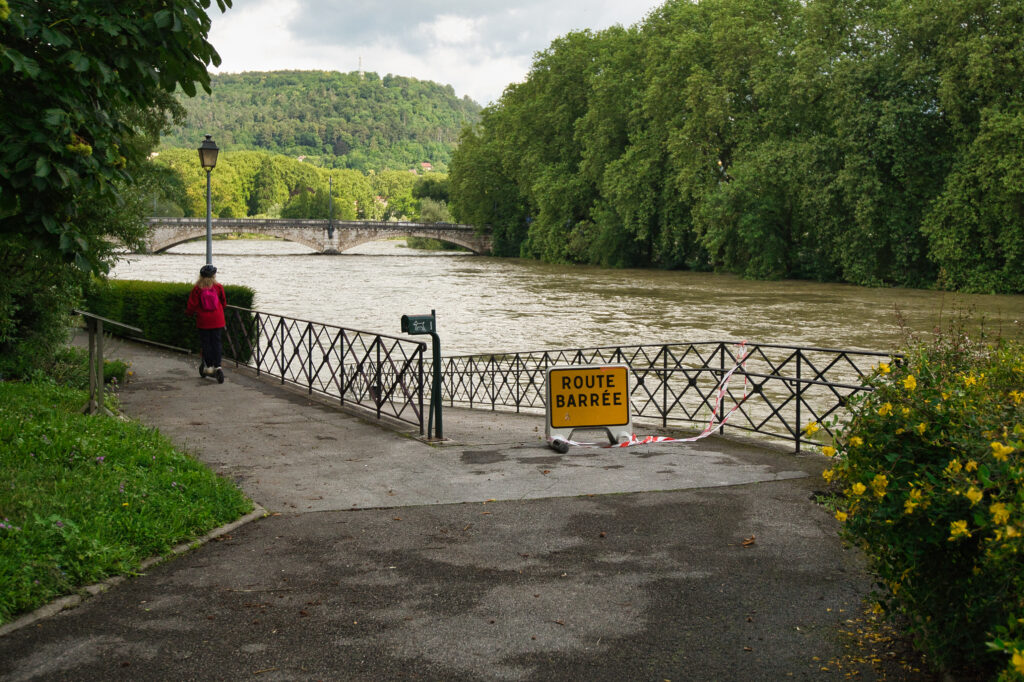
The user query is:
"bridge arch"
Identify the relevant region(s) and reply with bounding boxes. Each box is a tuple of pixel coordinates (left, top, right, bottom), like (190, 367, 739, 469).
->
(147, 223, 324, 253)
(144, 218, 492, 255)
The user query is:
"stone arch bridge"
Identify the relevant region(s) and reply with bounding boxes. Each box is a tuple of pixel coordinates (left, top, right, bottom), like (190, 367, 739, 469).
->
(143, 218, 492, 255)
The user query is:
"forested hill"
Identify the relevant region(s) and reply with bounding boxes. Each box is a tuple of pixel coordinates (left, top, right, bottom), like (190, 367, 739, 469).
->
(162, 70, 482, 171)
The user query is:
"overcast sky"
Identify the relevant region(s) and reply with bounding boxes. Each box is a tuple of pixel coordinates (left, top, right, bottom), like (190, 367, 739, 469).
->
(207, 0, 665, 106)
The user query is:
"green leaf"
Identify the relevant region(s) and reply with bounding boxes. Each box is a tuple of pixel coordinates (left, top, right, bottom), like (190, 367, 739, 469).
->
(3, 49, 41, 78)
(34, 157, 51, 179)
(67, 51, 90, 73)
(153, 9, 172, 28)
(42, 109, 66, 128)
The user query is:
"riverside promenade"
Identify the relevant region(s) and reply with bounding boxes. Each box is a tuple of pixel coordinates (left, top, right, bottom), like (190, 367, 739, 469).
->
(0, 336, 887, 680)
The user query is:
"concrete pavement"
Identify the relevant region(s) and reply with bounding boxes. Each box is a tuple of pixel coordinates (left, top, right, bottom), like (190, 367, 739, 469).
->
(0, 336, 883, 680)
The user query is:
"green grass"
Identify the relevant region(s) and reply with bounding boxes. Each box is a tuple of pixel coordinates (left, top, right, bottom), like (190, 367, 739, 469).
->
(0, 379, 253, 625)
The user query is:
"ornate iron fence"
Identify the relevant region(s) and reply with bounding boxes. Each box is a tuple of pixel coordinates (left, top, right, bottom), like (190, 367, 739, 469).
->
(439, 342, 897, 450)
(223, 306, 427, 433)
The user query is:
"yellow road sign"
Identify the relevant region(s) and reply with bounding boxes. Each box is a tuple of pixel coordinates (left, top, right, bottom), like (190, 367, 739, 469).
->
(547, 365, 630, 429)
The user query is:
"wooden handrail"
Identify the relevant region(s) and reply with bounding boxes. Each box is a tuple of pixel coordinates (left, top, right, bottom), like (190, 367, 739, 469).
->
(72, 310, 142, 415)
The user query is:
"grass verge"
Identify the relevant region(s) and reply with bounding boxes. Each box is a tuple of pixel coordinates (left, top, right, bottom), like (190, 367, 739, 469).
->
(0, 379, 253, 625)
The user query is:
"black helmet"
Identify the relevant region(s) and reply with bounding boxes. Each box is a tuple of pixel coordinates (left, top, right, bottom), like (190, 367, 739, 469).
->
(200, 265, 217, 278)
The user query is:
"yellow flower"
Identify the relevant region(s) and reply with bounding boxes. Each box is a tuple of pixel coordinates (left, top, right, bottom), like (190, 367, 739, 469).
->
(901, 407, 911, 417)
(822, 468, 835, 483)
(835, 511, 848, 523)
(965, 460, 978, 472)
(904, 488, 923, 514)
(1012, 649, 1024, 676)
(803, 421, 821, 436)
(915, 422, 927, 435)
(944, 459, 963, 476)
(851, 482, 867, 497)
(902, 375, 917, 390)
(877, 363, 891, 374)
(991, 442, 1015, 462)
(941, 391, 950, 401)
(1011, 390, 1024, 405)
(871, 474, 889, 499)
(991, 502, 1011, 525)
(966, 487, 983, 506)
(821, 446, 837, 458)
(877, 402, 893, 417)
(849, 436, 864, 448)
(948, 520, 971, 540)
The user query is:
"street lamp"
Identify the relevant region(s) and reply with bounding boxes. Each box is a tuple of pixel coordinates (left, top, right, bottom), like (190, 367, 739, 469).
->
(197, 134, 219, 265)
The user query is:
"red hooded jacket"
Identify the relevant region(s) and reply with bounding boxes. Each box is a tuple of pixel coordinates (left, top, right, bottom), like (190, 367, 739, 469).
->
(186, 283, 227, 329)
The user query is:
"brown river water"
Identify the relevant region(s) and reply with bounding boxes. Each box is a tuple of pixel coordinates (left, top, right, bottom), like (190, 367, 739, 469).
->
(110, 239, 1024, 356)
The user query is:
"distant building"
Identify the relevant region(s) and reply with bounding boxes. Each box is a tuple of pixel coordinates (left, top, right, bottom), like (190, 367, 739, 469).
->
(420, 162, 433, 172)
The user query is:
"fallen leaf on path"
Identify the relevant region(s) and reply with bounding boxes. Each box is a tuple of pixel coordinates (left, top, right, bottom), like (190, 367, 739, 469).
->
(741, 535, 756, 547)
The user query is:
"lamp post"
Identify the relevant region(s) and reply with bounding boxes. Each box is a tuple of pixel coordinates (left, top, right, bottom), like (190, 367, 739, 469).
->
(197, 134, 219, 265)
(327, 174, 334, 239)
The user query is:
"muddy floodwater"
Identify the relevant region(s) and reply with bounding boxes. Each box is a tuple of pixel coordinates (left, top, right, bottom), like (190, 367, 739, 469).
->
(110, 239, 1024, 356)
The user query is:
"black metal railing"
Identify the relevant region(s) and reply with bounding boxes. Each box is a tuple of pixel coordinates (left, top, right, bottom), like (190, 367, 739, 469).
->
(439, 341, 897, 450)
(223, 306, 427, 433)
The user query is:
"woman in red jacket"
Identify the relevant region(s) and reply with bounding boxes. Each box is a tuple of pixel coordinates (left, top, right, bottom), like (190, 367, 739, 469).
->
(186, 264, 227, 384)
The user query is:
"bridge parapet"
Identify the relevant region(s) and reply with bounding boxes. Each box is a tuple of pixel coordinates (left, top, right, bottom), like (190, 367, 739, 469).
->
(144, 217, 491, 255)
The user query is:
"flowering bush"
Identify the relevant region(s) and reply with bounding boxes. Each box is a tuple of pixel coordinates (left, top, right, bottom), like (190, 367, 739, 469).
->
(825, 329, 1024, 678)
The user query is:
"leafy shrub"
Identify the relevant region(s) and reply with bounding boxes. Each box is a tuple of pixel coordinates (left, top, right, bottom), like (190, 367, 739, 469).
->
(824, 325, 1024, 678)
(0, 238, 87, 380)
(41, 346, 130, 389)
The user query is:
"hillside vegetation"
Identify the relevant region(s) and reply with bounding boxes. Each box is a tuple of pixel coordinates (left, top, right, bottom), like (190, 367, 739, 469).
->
(161, 70, 481, 171)
(150, 148, 450, 222)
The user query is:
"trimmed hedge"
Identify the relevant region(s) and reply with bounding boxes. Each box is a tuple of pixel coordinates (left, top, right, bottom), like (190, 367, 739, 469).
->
(84, 279, 256, 361)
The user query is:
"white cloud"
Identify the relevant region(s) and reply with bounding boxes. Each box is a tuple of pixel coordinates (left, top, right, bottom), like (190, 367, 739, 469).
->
(207, 0, 664, 106)
(420, 15, 482, 46)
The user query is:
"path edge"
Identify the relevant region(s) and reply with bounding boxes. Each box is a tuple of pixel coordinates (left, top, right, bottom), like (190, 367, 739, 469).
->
(0, 504, 268, 638)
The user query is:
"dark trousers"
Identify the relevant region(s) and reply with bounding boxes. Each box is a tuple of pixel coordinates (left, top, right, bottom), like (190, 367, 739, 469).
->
(199, 327, 223, 368)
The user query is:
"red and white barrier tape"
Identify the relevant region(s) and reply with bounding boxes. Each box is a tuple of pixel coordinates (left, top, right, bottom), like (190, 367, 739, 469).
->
(549, 341, 750, 449)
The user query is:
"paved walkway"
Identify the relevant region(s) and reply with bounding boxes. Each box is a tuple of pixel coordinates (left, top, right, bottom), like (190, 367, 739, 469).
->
(0, 337, 878, 681)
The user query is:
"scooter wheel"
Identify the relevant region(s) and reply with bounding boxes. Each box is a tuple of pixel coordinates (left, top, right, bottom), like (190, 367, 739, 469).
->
(199, 361, 206, 378)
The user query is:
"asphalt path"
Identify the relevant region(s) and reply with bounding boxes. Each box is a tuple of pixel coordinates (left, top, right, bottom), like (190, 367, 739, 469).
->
(0, 337, 878, 681)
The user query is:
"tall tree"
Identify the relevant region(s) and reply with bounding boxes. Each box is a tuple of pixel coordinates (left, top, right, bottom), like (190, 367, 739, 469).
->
(0, 0, 230, 372)
(0, 0, 230, 271)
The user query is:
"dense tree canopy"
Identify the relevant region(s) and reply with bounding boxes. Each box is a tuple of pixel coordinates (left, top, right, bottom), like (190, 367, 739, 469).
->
(0, 0, 229, 271)
(0, 0, 229, 373)
(449, 0, 1024, 293)
(150, 149, 440, 222)
(160, 70, 481, 171)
